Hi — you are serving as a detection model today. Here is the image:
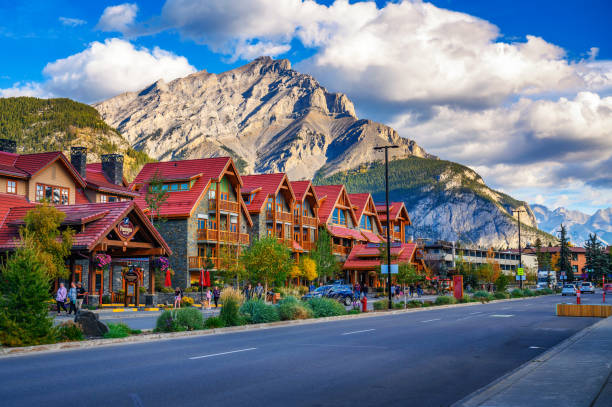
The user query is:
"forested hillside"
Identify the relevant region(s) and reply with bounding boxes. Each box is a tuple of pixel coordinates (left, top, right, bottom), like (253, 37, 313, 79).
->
(0, 97, 154, 180)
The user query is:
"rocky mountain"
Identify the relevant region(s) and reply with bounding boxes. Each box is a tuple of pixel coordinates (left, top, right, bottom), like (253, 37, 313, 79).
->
(318, 157, 556, 248)
(532, 204, 612, 245)
(94, 57, 431, 179)
(0, 97, 154, 180)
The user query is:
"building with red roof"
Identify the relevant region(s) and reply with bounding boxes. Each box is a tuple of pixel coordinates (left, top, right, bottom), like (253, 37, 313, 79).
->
(131, 156, 252, 287)
(290, 180, 320, 252)
(376, 201, 412, 243)
(349, 193, 384, 244)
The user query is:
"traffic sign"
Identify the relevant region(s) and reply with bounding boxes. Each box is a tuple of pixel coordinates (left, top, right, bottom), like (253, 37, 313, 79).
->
(517, 267, 524, 276)
(380, 264, 399, 274)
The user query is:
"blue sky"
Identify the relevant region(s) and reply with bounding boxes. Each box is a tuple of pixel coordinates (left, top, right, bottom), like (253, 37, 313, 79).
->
(1, 0, 611, 214)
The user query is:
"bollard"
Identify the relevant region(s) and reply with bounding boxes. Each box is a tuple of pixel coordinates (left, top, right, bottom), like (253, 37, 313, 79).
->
(603, 290, 606, 303)
(576, 288, 581, 305)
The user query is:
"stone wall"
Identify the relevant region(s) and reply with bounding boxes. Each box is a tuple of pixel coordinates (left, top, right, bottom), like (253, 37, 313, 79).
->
(156, 219, 189, 288)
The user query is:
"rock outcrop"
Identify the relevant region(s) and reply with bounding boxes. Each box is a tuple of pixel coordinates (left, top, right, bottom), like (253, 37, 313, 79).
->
(532, 204, 612, 245)
(95, 57, 431, 179)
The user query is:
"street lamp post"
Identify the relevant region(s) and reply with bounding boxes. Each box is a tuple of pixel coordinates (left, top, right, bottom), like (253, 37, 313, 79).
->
(374, 145, 399, 310)
(512, 208, 526, 289)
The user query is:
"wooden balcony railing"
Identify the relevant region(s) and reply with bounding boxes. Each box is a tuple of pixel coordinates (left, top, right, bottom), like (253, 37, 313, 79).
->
(209, 199, 240, 212)
(188, 256, 219, 269)
(266, 211, 292, 222)
(197, 229, 249, 244)
(332, 244, 350, 255)
(302, 216, 318, 227)
(301, 241, 315, 251)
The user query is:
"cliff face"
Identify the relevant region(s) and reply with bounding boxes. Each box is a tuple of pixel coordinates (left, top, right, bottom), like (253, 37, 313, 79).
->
(95, 57, 430, 178)
(533, 204, 612, 245)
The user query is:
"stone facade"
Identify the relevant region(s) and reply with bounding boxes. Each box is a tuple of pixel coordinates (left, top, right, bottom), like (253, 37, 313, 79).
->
(156, 219, 189, 288)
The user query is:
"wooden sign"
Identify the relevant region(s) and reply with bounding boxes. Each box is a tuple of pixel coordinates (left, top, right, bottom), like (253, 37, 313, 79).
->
(118, 217, 135, 238)
(124, 270, 138, 282)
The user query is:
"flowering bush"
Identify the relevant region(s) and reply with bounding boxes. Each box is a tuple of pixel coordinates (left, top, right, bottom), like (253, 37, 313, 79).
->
(181, 296, 195, 307)
(155, 256, 169, 271)
(96, 254, 112, 269)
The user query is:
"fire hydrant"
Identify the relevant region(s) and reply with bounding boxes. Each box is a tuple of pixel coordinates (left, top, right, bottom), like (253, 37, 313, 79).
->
(361, 295, 368, 312)
(576, 288, 581, 305)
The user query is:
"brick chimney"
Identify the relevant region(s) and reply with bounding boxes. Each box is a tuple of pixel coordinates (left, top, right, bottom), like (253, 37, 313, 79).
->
(0, 138, 16, 153)
(101, 154, 124, 185)
(70, 146, 87, 178)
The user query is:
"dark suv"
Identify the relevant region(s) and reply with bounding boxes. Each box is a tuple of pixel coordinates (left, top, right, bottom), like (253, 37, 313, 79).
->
(325, 285, 355, 306)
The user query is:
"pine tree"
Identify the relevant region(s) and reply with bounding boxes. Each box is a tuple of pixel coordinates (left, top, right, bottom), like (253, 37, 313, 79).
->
(557, 224, 573, 281)
(0, 246, 55, 347)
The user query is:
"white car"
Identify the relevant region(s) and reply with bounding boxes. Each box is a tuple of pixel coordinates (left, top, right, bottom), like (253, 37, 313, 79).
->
(561, 284, 576, 296)
(579, 282, 595, 294)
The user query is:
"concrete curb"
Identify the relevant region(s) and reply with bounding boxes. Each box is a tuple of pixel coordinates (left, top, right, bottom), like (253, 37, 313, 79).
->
(451, 315, 611, 407)
(1, 294, 554, 359)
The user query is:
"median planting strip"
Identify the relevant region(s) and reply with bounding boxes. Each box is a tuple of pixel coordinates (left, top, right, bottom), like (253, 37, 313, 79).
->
(0, 294, 556, 358)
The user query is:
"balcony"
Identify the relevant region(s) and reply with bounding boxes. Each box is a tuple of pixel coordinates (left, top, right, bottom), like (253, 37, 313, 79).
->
(296, 216, 318, 227)
(209, 199, 240, 213)
(333, 244, 350, 256)
(197, 228, 249, 245)
(301, 240, 315, 251)
(266, 211, 293, 223)
(188, 256, 219, 269)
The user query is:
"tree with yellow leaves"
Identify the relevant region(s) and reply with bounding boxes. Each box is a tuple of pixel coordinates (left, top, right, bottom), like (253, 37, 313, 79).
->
(301, 257, 317, 282)
(478, 248, 501, 288)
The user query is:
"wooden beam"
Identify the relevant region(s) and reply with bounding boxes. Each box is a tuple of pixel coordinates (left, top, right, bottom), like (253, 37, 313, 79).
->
(102, 238, 155, 249)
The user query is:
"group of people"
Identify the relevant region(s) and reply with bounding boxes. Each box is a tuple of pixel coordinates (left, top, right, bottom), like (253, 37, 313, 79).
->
(242, 283, 264, 301)
(173, 286, 222, 309)
(352, 283, 369, 299)
(55, 282, 86, 315)
(388, 283, 423, 299)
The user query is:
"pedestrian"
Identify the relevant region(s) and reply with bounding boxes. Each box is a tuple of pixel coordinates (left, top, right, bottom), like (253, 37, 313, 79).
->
(56, 282, 68, 315)
(354, 282, 361, 298)
(363, 284, 368, 298)
(417, 283, 423, 297)
(213, 286, 221, 308)
(309, 282, 315, 292)
(409, 284, 415, 298)
(254, 282, 263, 300)
(67, 282, 78, 315)
(205, 289, 212, 310)
(174, 287, 182, 309)
(76, 282, 86, 311)
(243, 283, 252, 300)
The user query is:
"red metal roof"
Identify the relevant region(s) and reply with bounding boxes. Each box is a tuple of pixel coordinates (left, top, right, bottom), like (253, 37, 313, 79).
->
(313, 184, 359, 226)
(327, 225, 366, 241)
(75, 188, 89, 204)
(84, 163, 138, 197)
(376, 202, 411, 224)
(343, 243, 417, 270)
(361, 230, 383, 243)
(0, 201, 171, 254)
(0, 151, 85, 187)
(241, 173, 294, 213)
(0, 193, 33, 231)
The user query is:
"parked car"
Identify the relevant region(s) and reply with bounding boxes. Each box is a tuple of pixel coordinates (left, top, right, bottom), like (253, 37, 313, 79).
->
(301, 285, 332, 300)
(325, 285, 354, 305)
(561, 284, 577, 296)
(579, 282, 595, 294)
(603, 283, 612, 294)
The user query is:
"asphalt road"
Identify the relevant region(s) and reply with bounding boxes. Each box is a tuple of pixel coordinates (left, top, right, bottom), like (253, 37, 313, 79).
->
(2, 293, 604, 407)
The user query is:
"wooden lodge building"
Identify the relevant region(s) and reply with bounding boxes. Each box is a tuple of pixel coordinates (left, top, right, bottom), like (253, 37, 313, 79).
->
(376, 201, 412, 243)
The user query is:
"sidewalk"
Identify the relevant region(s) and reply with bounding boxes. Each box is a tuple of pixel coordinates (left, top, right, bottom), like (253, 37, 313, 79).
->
(454, 316, 612, 407)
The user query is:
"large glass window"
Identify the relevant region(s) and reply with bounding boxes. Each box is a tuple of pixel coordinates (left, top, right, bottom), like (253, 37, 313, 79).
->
(36, 183, 69, 205)
(332, 208, 339, 224)
(339, 210, 346, 225)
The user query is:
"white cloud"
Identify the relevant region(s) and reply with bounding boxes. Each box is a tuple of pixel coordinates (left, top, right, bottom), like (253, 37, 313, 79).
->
(59, 17, 86, 27)
(96, 3, 139, 33)
(0, 38, 196, 103)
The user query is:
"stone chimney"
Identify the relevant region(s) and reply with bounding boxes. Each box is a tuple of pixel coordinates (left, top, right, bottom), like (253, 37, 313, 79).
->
(101, 154, 124, 185)
(0, 138, 16, 153)
(70, 146, 87, 178)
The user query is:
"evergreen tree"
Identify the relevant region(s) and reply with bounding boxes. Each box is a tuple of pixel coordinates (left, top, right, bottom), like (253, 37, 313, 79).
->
(0, 246, 55, 346)
(585, 234, 608, 283)
(557, 224, 573, 281)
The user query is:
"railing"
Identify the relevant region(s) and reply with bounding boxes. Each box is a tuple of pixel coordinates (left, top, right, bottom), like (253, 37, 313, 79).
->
(301, 241, 314, 251)
(302, 216, 318, 227)
(266, 211, 292, 223)
(197, 229, 249, 244)
(188, 256, 219, 269)
(333, 244, 350, 255)
(209, 199, 240, 212)
(393, 231, 402, 241)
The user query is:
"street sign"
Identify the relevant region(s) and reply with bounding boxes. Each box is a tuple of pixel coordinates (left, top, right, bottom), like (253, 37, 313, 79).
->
(515, 275, 526, 281)
(517, 268, 524, 276)
(380, 264, 399, 274)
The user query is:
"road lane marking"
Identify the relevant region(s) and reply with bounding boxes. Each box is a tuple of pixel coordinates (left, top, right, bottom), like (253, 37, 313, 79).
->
(189, 347, 256, 360)
(491, 314, 514, 318)
(420, 318, 441, 323)
(469, 312, 483, 315)
(529, 346, 543, 349)
(341, 329, 375, 335)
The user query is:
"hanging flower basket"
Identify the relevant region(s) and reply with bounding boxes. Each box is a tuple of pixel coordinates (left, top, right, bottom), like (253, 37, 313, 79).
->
(96, 254, 112, 270)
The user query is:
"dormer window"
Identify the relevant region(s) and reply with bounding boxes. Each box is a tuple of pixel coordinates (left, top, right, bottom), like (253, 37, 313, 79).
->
(7, 180, 16, 194)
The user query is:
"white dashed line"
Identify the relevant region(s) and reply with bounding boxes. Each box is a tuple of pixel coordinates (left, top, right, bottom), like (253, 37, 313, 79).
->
(529, 346, 543, 349)
(341, 329, 375, 335)
(189, 348, 257, 360)
(420, 318, 441, 323)
(491, 314, 514, 318)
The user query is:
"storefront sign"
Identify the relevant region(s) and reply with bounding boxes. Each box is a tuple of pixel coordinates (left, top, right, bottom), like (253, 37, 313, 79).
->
(118, 217, 134, 238)
(124, 270, 138, 282)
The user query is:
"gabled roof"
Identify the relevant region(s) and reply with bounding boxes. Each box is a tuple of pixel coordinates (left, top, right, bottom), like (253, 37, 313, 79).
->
(327, 225, 366, 242)
(0, 193, 34, 230)
(241, 173, 295, 213)
(131, 157, 251, 224)
(343, 243, 417, 270)
(84, 163, 139, 197)
(291, 180, 319, 204)
(314, 185, 358, 226)
(349, 193, 383, 232)
(376, 201, 411, 225)
(0, 201, 171, 254)
(0, 151, 86, 187)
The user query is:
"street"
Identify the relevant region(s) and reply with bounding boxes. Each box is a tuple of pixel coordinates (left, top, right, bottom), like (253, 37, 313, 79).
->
(3, 293, 603, 407)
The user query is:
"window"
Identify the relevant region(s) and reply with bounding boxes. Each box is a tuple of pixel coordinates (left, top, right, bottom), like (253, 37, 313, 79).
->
(7, 180, 16, 194)
(339, 210, 346, 225)
(198, 219, 207, 229)
(332, 208, 339, 224)
(100, 195, 107, 203)
(243, 194, 252, 205)
(267, 226, 274, 237)
(36, 183, 69, 205)
(294, 203, 301, 218)
(170, 183, 179, 191)
(571, 253, 578, 261)
(266, 199, 273, 211)
(394, 224, 400, 233)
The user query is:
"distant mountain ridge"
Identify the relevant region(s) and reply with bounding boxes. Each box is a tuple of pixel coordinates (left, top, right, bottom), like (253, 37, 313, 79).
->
(95, 56, 431, 179)
(532, 204, 612, 245)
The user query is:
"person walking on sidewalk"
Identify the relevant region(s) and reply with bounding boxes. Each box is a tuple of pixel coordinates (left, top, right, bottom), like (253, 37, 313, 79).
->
(56, 283, 68, 315)
(213, 286, 221, 308)
(254, 283, 263, 300)
(416, 283, 423, 297)
(205, 289, 212, 310)
(243, 284, 252, 300)
(67, 282, 78, 315)
(409, 284, 415, 298)
(76, 282, 86, 311)
(174, 287, 182, 309)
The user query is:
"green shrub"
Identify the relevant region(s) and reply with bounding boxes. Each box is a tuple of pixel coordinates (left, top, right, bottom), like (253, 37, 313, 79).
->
(407, 300, 423, 308)
(458, 295, 471, 303)
(393, 301, 404, 309)
(155, 310, 181, 332)
(348, 309, 361, 315)
(373, 300, 391, 310)
(422, 300, 434, 307)
(495, 274, 510, 292)
(277, 296, 312, 321)
(307, 297, 347, 317)
(540, 288, 554, 295)
(101, 295, 111, 304)
(473, 291, 493, 302)
(0, 247, 55, 347)
(104, 323, 131, 338)
(494, 292, 509, 300)
(160, 287, 174, 293)
(175, 307, 204, 330)
(511, 289, 524, 298)
(219, 298, 245, 326)
(435, 296, 457, 305)
(522, 289, 535, 297)
(240, 299, 280, 323)
(204, 316, 225, 329)
(55, 321, 84, 341)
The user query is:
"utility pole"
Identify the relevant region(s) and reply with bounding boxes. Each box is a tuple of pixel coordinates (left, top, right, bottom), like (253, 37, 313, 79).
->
(512, 208, 526, 289)
(374, 145, 398, 309)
